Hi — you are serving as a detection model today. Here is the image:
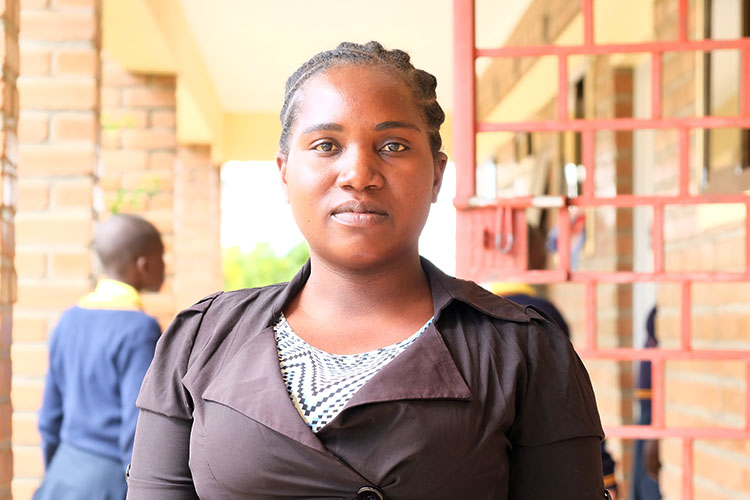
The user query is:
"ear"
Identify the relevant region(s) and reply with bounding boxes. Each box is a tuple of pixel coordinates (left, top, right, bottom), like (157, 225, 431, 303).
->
(276, 151, 289, 203)
(133, 255, 149, 287)
(136, 254, 150, 274)
(431, 152, 448, 203)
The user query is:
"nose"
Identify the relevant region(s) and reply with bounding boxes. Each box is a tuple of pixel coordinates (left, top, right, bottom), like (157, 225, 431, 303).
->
(335, 147, 384, 191)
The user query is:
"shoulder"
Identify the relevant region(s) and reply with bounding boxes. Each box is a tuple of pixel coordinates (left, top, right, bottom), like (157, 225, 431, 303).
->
(194, 283, 286, 321)
(152, 283, 288, 367)
(507, 307, 603, 444)
(120, 310, 162, 345)
(137, 283, 287, 418)
(437, 283, 573, 380)
(435, 273, 561, 340)
(47, 306, 81, 348)
(182, 283, 287, 343)
(424, 264, 531, 325)
(439, 283, 573, 374)
(88, 308, 164, 343)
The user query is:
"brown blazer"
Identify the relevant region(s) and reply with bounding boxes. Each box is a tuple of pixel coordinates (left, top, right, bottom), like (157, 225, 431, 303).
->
(127, 259, 606, 500)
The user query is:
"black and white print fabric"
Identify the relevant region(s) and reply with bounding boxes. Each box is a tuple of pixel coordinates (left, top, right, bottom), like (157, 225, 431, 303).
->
(273, 313, 433, 433)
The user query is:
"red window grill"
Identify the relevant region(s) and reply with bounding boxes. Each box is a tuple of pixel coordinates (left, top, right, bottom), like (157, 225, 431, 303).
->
(452, 1, 750, 498)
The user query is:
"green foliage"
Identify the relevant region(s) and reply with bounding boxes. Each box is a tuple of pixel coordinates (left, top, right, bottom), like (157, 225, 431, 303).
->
(109, 177, 161, 214)
(223, 242, 309, 290)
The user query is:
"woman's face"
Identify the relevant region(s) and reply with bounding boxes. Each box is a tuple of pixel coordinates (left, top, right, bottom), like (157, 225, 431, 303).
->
(277, 64, 447, 271)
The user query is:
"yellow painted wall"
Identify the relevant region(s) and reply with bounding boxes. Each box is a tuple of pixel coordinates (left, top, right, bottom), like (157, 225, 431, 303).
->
(102, 0, 176, 74)
(104, 1, 452, 165)
(222, 113, 280, 162)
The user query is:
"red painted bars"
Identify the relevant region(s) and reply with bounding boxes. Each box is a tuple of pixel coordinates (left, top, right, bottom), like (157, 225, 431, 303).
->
(452, 1, 750, 498)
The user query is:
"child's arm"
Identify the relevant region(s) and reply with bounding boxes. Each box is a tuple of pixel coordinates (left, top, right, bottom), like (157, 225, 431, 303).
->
(38, 372, 63, 468)
(38, 332, 63, 468)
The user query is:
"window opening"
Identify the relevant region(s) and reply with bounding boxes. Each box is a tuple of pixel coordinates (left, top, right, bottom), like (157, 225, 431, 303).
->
(702, 0, 750, 192)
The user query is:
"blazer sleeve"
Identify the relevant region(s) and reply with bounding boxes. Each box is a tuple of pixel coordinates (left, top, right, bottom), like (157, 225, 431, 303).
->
(126, 293, 221, 500)
(126, 410, 199, 500)
(508, 308, 606, 499)
(117, 318, 161, 469)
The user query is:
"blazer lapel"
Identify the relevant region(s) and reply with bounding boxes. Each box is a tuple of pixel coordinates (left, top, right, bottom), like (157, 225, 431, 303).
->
(343, 258, 529, 411)
(344, 322, 471, 409)
(201, 322, 331, 456)
(200, 258, 523, 461)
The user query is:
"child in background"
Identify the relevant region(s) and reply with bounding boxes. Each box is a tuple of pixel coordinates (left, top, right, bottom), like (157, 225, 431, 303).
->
(34, 214, 165, 500)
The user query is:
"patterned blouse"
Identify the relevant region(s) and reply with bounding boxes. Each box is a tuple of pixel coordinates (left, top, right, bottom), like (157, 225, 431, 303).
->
(273, 313, 433, 432)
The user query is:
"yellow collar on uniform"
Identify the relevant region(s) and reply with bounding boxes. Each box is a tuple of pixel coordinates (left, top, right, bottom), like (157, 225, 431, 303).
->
(486, 282, 538, 297)
(77, 279, 143, 311)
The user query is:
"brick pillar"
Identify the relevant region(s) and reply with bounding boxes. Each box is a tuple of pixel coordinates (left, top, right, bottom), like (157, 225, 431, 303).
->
(174, 145, 222, 310)
(0, 2, 20, 498)
(99, 51, 176, 327)
(13, 1, 101, 498)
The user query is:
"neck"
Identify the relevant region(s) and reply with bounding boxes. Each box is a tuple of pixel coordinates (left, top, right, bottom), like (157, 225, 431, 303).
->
(102, 271, 141, 292)
(291, 253, 431, 319)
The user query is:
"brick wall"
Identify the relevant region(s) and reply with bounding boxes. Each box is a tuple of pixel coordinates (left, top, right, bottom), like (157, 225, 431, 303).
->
(658, 220, 750, 500)
(656, 220, 750, 500)
(99, 51, 177, 328)
(0, 1, 19, 497)
(12, 0, 101, 497)
(174, 144, 222, 310)
(5, 1, 230, 497)
(653, 0, 750, 498)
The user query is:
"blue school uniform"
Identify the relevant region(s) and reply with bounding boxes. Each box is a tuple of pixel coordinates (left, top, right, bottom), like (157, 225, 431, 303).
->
(631, 306, 662, 500)
(33, 280, 161, 500)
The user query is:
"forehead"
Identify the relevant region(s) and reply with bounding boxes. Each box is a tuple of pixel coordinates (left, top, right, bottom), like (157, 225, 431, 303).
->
(293, 64, 425, 129)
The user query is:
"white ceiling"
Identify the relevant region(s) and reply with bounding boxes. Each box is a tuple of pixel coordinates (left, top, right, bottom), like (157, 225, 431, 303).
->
(179, 0, 454, 113)
(177, 0, 530, 114)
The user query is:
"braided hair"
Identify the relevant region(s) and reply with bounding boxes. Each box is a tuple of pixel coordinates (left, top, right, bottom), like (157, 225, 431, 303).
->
(278, 41, 445, 158)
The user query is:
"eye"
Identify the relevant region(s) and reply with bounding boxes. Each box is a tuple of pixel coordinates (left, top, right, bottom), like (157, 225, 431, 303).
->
(381, 142, 408, 153)
(313, 141, 338, 152)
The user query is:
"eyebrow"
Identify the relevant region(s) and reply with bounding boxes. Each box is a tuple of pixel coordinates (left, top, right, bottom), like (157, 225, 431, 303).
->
(301, 121, 421, 134)
(375, 121, 421, 132)
(301, 123, 344, 134)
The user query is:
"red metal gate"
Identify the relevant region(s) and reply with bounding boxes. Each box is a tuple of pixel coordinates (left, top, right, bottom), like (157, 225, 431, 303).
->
(452, 1, 750, 498)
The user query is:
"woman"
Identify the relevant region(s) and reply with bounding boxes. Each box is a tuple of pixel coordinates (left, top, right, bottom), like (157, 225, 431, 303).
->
(127, 41, 607, 500)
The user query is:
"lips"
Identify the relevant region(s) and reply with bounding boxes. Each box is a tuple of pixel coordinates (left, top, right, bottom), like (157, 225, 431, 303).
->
(331, 200, 388, 225)
(331, 200, 388, 216)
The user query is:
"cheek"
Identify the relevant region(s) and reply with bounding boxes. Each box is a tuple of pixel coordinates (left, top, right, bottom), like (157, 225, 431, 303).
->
(403, 171, 438, 204)
(284, 166, 332, 225)
(286, 171, 320, 206)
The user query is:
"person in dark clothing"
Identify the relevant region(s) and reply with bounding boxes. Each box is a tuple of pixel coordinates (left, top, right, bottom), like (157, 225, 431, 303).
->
(34, 214, 165, 500)
(126, 41, 609, 499)
(631, 306, 662, 500)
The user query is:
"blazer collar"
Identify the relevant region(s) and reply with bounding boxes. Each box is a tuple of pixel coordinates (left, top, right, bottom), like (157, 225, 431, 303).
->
(419, 257, 531, 324)
(202, 257, 528, 457)
(270, 258, 531, 328)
